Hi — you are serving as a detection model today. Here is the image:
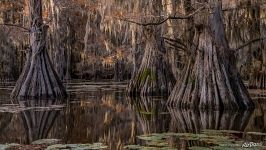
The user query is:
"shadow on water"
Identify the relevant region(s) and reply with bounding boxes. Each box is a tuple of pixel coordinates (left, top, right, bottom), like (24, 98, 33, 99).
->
(0, 83, 266, 149)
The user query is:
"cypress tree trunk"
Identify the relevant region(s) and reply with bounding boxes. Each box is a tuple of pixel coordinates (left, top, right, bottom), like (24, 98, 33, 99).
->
(168, 2, 254, 110)
(127, 27, 175, 96)
(11, 0, 67, 98)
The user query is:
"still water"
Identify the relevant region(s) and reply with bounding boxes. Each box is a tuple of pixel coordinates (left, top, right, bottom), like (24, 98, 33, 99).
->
(0, 81, 265, 149)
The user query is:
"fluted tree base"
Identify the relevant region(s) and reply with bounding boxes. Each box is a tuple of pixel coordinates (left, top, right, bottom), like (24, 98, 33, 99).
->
(127, 30, 175, 97)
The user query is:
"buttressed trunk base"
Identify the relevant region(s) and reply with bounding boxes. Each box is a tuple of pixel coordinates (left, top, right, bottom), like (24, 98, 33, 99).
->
(128, 28, 175, 97)
(11, 25, 67, 98)
(168, 5, 254, 110)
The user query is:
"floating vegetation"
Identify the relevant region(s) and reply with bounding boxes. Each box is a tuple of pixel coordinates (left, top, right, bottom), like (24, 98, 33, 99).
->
(45, 143, 108, 150)
(0, 142, 107, 150)
(31, 139, 61, 145)
(0, 104, 66, 113)
(124, 130, 266, 149)
(0, 143, 19, 150)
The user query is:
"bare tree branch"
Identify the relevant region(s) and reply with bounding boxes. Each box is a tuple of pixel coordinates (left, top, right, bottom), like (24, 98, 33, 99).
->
(165, 41, 187, 51)
(162, 36, 187, 48)
(233, 37, 266, 51)
(119, 5, 206, 26)
(0, 23, 29, 32)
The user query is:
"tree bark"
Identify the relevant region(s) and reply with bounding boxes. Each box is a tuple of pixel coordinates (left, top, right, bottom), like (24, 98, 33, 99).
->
(168, 2, 254, 110)
(11, 0, 67, 98)
(127, 27, 175, 96)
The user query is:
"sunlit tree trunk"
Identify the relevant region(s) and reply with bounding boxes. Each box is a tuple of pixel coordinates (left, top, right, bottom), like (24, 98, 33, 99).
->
(163, 0, 179, 79)
(168, 1, 254, 110)
(11, 0, 67, 98)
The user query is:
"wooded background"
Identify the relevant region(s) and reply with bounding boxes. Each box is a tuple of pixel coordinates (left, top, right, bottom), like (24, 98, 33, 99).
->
(0, 0, 265, 88)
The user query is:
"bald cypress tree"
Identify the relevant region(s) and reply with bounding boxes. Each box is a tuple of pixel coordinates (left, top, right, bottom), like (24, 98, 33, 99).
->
(168, 1, 254, 110)
(11, 0, 67, 98)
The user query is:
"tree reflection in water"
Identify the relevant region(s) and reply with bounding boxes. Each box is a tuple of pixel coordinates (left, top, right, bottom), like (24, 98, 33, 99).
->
(168, 108, 253, 149)
(0, 89, 266, 149)
(18, 98, 64, 144)
(129, 96, 171, 135)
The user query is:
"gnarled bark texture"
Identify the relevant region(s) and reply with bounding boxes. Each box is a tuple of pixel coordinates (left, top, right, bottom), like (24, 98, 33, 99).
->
(127, 28, 175, 96)
(168, 2, 254, 110)
(11, 0, 67, 98)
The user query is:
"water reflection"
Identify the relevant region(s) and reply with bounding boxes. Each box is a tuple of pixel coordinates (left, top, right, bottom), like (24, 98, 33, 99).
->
(129, 96, 170, 135)
(168, 109, 252, 133)
(168, 108, 253, 149)
(18, 99, 64, 143)
(0, 86, 265, 149)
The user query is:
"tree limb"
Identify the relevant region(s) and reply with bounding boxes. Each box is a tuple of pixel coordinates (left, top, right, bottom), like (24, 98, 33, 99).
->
(233, 37, 266, 51)
(165, 41, 187, 51)
(162, 36, 187, 48)
(0, 23, 29, 32)
(119, 5, 206, 26)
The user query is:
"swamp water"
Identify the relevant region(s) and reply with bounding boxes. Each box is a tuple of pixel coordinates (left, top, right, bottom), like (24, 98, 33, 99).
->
(0, 81, 265, 149)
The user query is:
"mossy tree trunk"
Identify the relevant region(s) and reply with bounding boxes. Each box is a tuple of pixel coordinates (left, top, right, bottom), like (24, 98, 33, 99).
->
(128, 27, 175, 96)
(168, 1, 254, 110)
(249, 4, 266, 89)
(11, 0, 67, 98)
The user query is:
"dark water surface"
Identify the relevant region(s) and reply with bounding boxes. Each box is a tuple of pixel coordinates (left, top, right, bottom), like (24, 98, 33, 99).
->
(0, 82, 265, 149)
